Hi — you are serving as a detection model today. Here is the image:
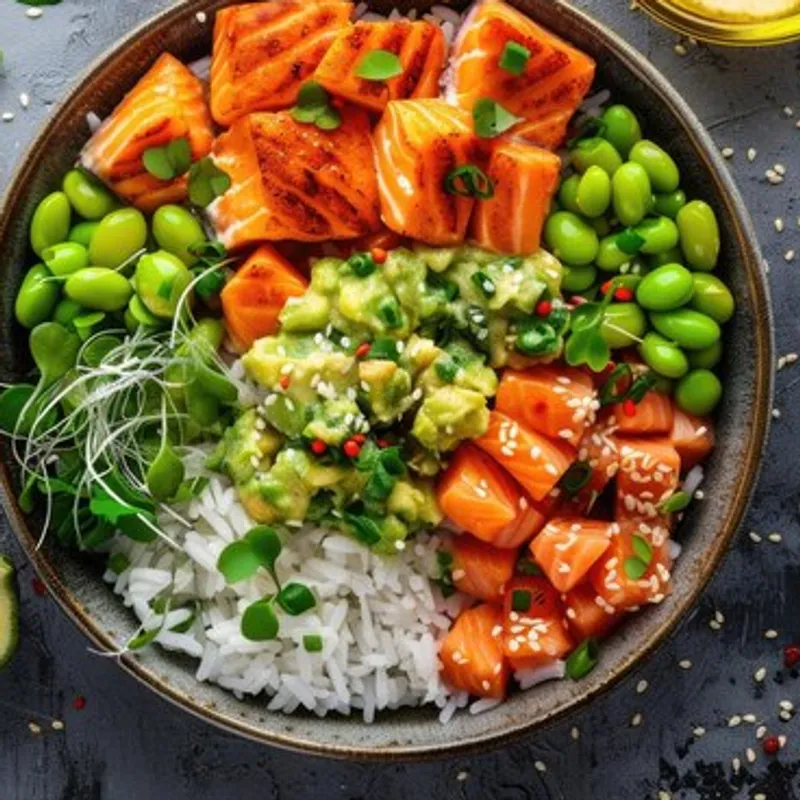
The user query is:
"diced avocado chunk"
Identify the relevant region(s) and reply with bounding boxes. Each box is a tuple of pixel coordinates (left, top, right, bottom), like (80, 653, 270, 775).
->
(279, 293, 331, 332)
(412, 386, 490, 452)
(413, 243, 460, 272)
(209, 409, 282, 484)
(388, 480, 443, 527)
(303, 396, 363, 446)
(358, 359, 413, 422)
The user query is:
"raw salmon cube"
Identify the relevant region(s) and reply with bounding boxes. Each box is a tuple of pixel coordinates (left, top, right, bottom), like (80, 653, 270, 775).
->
(314, 20, 446, 113)
(207, 108, 381, 249)
(210, 1, 353, 126)
(613, 391, 675, 436)
(373, 99, 480, 246)
(80, 54, 214, 212)
(670, 407, 714, 472)
(614, 437, 680, 523)
(448, 534, 518, 602)
(561, 581, 620, 642)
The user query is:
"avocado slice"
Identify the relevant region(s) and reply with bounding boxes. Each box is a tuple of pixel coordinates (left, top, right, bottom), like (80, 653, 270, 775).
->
(0, 555, 19, 669)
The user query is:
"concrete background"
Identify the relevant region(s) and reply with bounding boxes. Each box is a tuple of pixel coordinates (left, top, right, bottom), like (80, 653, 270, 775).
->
(0, 2, 798, 798)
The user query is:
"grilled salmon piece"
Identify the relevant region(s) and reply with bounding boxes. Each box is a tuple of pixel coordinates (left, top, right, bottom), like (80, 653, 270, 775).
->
(470, 140, 561, 255)
(502, 576, 573, 669)
(448, 534, 518, 602)
(440, 604, 509, 698)
(314, 20, 446, 113)
(495, 367, 597, 449)
(530, 518, 613, 593)
(670, 407, 714, 472)
(589, 520, 672, 611)
(437, 444, 547, 548)
(448, 0, 596, 151)
(474, 410, 575, 503)
(561, 581, 620, 642)
(80, 54, 214, 213)
(207, 108, 381, 249)
(373, 99, 481, 246)
(210, 1, 353, 126)
(221, 245, 309, 352)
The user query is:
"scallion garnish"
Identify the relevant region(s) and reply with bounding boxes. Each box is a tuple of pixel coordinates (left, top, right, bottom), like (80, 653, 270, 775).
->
(142, 137, 191, 181)
(499, 41, 531, 75)
(471, 270, 496, 299)
(277, 583, 317, 615)
(623, 557, 648, 580)
(473, 98, 523, 139)
(348, 252, 376, 278)
(565, 638, 599, 680)
(511, 588, 531, 612)
(444, 165, 495, 199)
(290, 81, 342, 131)
(303, 634, 324, 653)
(516, 556, 542, 577)
(631, 534, 653, 564)
(355, 49, 403, 81)
(241, 598, 280, 641)
(616, 228, 646, 256)
(188, 157, 231, 207)
(378, 297, 403, 329)
(559, 461, 593, 497)
(435, 358, 459, 383)
(660, 490, 692, 514)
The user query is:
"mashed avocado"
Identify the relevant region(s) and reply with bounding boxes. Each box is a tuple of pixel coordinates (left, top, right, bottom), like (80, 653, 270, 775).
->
(212, 245, 565, 550)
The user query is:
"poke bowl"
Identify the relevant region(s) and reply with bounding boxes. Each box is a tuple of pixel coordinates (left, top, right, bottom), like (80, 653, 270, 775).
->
(0, 0, 772, 759)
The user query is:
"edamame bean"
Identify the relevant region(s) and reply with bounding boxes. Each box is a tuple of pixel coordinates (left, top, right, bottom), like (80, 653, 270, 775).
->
(648, 246, 684, 268)
(53, 297, 85, 328)
(653, 189, 687, 219)
(68, 221, 100, 248)
(41, 242, 89, 277)
(596, 234, 632, 272)
(544, 211, 599, 266)
(601, 303, 647, 348)
(639, 331, 689, 379)
(650, 308, 721, 350)
(558, 175, 582, 214)
(675, 369, 722, 415)
(589, 217, 611, 237)
(612, 162, 651, 227)
(89, 208, 148, 269)
(570, 137, 623, 176)
(629, 139, 680, 193)
(676, 200, 720, 271)
(636, 263, 694, 311)
(126, 294, 164, 330)
(635, 216, 680, 255)
(600, 104, 642, 158)
(561, 264, 597, 293)
(688, 340, 722, 369)
(15, 264, 60, 328)
(30, 191, 71, 257)
(62, 169, 117, 220)
(65, 267, 133, 312)
(152, 205, 206, 266)
(576, 166, 611, 218)
(134, 250, 193, 319)
(690, 273, 734, 323)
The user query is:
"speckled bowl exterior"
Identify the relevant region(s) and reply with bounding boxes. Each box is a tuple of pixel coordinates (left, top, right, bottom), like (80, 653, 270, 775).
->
(0, 0, 773, 760)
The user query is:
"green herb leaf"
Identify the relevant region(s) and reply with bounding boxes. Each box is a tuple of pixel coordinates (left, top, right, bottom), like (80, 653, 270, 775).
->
(217, 540, 262, 584)
(623, 556, 648, 580)
(616, 228, 646, 255)
(314, 108, 342, 131)
(565, 638, 599, 680)
(30, 322, 80, 387)
(473, 98, 523, 139)
(559, 461, 592, 497)
(355, 49, 403, 81)
(296, 81, 329, 111)
(128, 599, 170, 651)
(189, 240, 227, 261)
(303, 634, 324, 652)
(0, 384, 57, 435)
(245, 525, 282, 574)
(364, 336, 400, 363)
(116, 511, 158, 543)
(631, 534, 653, 565)
(276, 582, 316, 615)
(192, 268, 226, 301)
(89, 491, 150, 525)
(172, 476, 210, 504)
(146, 440, 185, 502)
(188, 157, 231, 207)
(108, 552, 130, 575)
(142, 147, 175, 181)
(660, 490, 692, 514)
(343, 511, 382, 545)
(444, 165, 495, 199)
(499, 41, 531, 76)
(471, 270, 496, 298)
(564, 303, 611, 372)
(166, 137, 192, 175)
(435, 550, 455, 597)
(81, 333, 120, 367)
(511, 588, 531, 612)
(241, 598, 280, 641)
(435, 357, 459, 383)
(291, 81, 342, 131)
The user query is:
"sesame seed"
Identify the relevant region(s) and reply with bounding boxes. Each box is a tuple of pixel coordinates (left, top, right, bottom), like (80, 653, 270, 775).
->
(768, 532, 782, 543)
(779, 700, 794, 712)
(764, 629, 779, 639)
(570, 726, 580, 740)
(693, 726, 706, 737)
(674, 43, 687, 55)
(743, 713, 757, 723)
(772, 408, 781, 419)
(694, 489, 704, 500)
(728, 714, 742, 727)
(51, 719, 64, 730)
(658, 792, 672, 800)
(779, 710, 792, 721)
(747, 147, 757, 161)
(754, 666, 767, 682)
(775, 218, 785, 232)
(784, 105, 794, 117)
(774, 163, 787, 176)
(196, 11, 207, 22)
(756, 725, 767, 739)
(709, 619, 721, 631)
(721, 146, 734, 159)
(636, 679, 648, 694)
(2, 112, 14, 122)
(456, 770, 469, 781)
(28, 721, 42, 734)
(749, 531, 762, 543)
(534, 760, 547, 773)
(745, 747, 757, 764)
(784, 250, 796, 263)
(732, 757, 741, 774)
(678, 659, 692, 670)
(19, 93, 30, 109)
(630, 712, 643, 727)
(26, 7, 43, 18)
(754, 795, 766, 800)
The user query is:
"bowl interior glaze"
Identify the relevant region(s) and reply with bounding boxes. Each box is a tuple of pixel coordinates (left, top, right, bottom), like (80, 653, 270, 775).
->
(0, 0, 773, 760)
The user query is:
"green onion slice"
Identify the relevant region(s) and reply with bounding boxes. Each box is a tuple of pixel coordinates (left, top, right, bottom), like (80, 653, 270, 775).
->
(303, 634, 324, 653)
(623, 556, 648, 580)
(511, 588, 531, 612)
(471, 270, 496, 298)
(473, 98, 524, 139)
(559, 461, 592, 497)
(616, 228, 646, 255)
(499, 41, 531, 75)
(444, 165, 495, 199)
(565, 638, 599, 680)
(277, 583, 316, 615)
(660, 490, 691, 514)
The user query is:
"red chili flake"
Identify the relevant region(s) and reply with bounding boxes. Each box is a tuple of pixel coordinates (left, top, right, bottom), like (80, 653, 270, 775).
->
(763, 735, 781, 755)
(376, 438, 391, 449)
(622, 399, 637, 417)
(352, 433, 367, 444)
(355, 342, 372, 359)
(614, 287, 634, 302)
(72, 695, 87, 711)
(535, 300, 552, 317)
(279, 375, 291, 390)
(310, 439, 327, 455)
(371, 247, 388, 265)
(31, 578, 47, 597)
(600, 280, 613, 295)
(569, 295, 588, 306)
(784, 644, 800, 668)
(343, 439, 361, 458)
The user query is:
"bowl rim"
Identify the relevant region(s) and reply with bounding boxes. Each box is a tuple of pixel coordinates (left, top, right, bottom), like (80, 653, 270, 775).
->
(0, 0, 774, 761)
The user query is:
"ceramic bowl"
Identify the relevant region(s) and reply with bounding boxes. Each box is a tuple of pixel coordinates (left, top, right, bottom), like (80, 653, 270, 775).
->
(0, 0, 773, 760)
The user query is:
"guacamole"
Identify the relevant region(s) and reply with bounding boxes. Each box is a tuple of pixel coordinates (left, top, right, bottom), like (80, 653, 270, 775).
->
(210, 244, 565, 551)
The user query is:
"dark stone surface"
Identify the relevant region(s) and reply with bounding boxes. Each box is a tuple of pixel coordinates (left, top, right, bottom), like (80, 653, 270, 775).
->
(0, 2, 798, 798)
